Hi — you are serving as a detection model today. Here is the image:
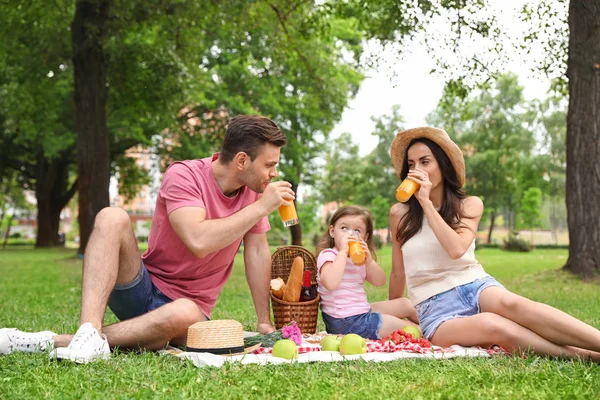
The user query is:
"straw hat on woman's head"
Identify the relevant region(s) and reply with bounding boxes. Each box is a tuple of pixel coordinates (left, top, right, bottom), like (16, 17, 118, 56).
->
(390, 127, 466, 188)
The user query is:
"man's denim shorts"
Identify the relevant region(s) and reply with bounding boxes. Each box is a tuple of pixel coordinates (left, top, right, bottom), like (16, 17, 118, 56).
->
(107, 260, 173, 321)
(321, 310, 383, 340)
(416, 276, 505, 340)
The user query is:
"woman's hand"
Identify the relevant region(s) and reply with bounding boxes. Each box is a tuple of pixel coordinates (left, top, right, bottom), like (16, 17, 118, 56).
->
(406, 167, 432, 204)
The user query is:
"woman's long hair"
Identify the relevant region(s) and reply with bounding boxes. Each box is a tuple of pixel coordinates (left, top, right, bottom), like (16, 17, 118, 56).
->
(396, 138, 470, 246)
(315, 205, 377, 261)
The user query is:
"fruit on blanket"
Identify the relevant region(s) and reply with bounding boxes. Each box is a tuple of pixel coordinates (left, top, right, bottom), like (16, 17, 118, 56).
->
(283, 256, 304, 302)
(378, 329, 432, 348)
(270, 278, 286, 299)
(272, 339, 298, 360)
(339, 334, 367, 355)
(320, 335, 341, 351)
(401, 325, 421, 339)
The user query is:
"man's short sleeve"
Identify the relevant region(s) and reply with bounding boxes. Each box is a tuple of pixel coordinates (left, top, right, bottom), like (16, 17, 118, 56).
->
(160, 162, 205, 215)
(247, 215, 270, 234)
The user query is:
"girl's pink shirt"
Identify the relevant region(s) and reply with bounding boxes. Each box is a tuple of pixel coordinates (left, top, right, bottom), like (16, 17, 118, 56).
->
(316, 248, 370, 318)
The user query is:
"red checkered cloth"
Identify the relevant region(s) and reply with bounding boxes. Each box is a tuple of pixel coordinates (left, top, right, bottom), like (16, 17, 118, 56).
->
(486, 345, 510, 356)
(253, 342, 509, 356)
(366, 340, 452, 354)
(253, 344, 321, 355)
(254, 341, 448, 355)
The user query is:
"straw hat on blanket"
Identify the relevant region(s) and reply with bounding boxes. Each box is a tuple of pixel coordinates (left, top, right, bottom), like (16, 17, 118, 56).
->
(186, 320, 261, 356)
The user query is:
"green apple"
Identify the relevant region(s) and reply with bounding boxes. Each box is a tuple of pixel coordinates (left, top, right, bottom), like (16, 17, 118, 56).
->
(339, 333, 367, 355)
(401, 325, 421, 339)
(320, 335, 341, 351)
(272, 339, 298, 360)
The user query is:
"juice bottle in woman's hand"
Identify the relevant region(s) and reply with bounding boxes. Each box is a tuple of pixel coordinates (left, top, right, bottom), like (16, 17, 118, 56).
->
(395, 178, 420, 202)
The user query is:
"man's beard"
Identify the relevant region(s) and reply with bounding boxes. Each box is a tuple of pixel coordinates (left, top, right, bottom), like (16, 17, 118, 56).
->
(242, 167, 266, 193)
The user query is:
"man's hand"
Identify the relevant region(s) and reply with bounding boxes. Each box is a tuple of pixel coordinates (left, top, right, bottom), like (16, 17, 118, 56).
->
(257, 322, 276, 334)
(259, 181, 295, 214)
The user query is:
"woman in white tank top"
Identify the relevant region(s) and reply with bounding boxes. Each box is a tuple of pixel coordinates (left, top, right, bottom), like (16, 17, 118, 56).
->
(388, 126, 600, 361)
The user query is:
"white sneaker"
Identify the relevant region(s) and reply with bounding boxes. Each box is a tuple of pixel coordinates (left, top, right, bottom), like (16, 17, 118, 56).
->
(0, 328, 56, 354)
(50, 323, 110, 364)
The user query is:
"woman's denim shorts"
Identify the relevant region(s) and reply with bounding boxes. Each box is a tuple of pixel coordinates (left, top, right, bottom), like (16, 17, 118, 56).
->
(416, 276, 504, 340)
(321, 310, 383, 340)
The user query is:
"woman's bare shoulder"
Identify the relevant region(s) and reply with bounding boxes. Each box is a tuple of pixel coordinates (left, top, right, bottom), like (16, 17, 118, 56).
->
(389, 202, 410, 218)
(461, 196, 484, 217)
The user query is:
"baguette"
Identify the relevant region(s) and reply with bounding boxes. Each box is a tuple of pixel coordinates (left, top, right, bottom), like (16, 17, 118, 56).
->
(270, 277, 286, 299)
(282, 256, 304, 302)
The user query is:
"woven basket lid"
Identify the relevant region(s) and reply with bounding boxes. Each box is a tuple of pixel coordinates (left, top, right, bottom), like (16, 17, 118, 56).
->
(187, 320, 255, 356)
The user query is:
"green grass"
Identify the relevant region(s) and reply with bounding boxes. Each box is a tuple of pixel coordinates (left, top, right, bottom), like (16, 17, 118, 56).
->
(1, 246, 600, 399)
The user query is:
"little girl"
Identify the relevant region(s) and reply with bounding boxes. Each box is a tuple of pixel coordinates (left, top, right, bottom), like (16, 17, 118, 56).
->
(315, 205, 419, 340)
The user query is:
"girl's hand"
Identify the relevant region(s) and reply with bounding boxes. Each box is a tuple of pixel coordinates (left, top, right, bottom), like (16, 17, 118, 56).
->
(337, 231, 352, 254)
(406, 167, 432, 203)
(359, 238, 372, 263)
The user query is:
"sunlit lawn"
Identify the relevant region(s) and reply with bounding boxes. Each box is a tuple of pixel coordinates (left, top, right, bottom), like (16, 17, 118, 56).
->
(1, 246, 600, 399)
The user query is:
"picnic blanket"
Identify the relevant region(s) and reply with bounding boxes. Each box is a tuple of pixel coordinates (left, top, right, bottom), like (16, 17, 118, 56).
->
(165, 332, 507, 368)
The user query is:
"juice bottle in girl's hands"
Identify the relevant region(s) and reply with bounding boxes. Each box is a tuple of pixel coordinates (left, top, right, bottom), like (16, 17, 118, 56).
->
(395, 178, 420, 202)
(347, 231, 366, 265)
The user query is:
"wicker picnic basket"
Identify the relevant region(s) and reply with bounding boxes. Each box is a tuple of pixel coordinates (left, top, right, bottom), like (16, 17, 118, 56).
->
(270, 245, 320, 334)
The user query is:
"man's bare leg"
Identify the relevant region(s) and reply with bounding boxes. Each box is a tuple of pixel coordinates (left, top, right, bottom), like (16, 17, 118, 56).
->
(79, 207, 142, 332)
(53, 298, 205, 350)
(4, 207, 203, 356)
(103, 298, 206, 349)
(52, 207, 141, 353)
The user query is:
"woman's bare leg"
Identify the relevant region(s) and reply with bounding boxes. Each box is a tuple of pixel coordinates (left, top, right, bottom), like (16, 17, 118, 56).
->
(378, 314, 419, 338)
(371, 298, 419, 324)
(479, 286, 600, 352)
(431, 312, 600, 362)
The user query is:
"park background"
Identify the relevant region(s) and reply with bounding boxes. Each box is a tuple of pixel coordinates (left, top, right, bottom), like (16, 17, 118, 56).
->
(1, 0, 573, 253)
(1, 0, 600, 399)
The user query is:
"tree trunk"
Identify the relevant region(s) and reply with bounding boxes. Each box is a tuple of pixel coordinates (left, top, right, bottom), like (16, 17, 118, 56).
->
(36, 202, 61, 247)
(550, 200, 559, 245)
(72, 0, 111, 255)
(487, 211, 496, 244)
(290, 182, 302, 246)
(2, 214, 13, 249)
(35, 153, 77, 247)
(564, 1, 600, 278)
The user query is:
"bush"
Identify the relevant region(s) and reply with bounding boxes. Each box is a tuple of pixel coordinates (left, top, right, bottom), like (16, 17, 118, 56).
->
(5, 238, 35, 246)
(372, 234, 384, 249)
(9, 232, 22, 239)
(501, 231, 532, 252)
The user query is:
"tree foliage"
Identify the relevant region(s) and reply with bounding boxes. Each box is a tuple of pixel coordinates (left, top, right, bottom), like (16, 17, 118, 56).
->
(428, 74, 546, 239)
(315, 106, 404, 235)
(0, 1, 78, 247)
(1, 0, 365, 249)
(520, 187, 543, 232)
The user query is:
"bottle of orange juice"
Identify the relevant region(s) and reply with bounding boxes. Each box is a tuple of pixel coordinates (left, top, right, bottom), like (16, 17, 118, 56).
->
(278, 200, 299, 227)
(395, 178, 420, 203)
(347, 231, 366, 265)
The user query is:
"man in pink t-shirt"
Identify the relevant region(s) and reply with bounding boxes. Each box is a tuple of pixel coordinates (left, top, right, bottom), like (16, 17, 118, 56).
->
(1, 115, 295, 363)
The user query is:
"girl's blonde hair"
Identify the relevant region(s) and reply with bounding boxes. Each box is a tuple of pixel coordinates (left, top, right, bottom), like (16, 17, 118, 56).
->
(315, 205, 377, 261)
